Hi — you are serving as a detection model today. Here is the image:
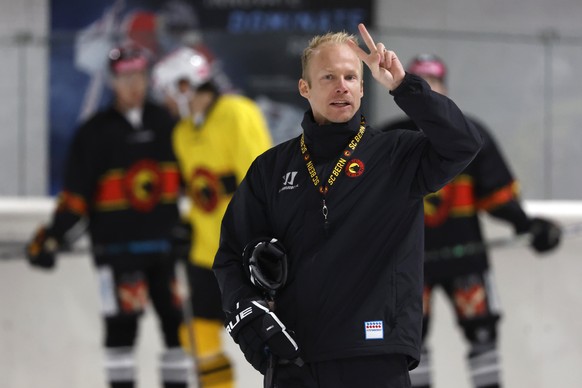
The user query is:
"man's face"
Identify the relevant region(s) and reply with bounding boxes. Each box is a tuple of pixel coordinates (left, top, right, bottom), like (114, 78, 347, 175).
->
(112, 70, 148, 110)
(298, 43, 364, 125)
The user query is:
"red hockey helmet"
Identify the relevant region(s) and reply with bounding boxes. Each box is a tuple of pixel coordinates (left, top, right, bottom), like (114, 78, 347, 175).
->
(407, 54, 447, 82)
(108, 46, 149, 75)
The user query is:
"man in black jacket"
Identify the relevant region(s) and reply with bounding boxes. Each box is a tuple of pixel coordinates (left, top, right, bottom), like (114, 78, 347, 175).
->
(213, 24, 482, 388)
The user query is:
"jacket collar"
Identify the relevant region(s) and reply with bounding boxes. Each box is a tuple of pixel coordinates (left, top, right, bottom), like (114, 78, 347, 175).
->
(301, 109, 362, 162)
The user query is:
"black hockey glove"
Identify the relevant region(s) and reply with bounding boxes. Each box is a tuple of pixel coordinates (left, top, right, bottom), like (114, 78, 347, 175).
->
(242, 238, 288, 294)
(225, 299, 301, 374)
(170, 219, 192, 262)
(528, 217, 562, 253)
(26, 225, 59, 270)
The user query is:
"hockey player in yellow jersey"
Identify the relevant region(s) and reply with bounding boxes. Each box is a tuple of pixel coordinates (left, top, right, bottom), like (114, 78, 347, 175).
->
(152, 47, 272, 388)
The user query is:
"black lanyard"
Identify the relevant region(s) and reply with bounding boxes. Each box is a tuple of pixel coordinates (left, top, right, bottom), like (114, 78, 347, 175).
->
(299, 116, 366, 229)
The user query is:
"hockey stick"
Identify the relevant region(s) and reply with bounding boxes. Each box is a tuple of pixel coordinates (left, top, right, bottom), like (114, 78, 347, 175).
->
(0, 241, 85, 260)
(175, 260, 203, 388)
(425, 220, 582, 261)
(0, 239, 172, 261)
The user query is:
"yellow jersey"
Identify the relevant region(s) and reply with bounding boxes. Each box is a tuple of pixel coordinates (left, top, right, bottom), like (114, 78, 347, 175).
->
(173, 94, 272, 268)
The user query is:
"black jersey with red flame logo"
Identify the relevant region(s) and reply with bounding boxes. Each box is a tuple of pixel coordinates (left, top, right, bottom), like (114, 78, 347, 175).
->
(50, 102, 180, 247)
(382, 116, 530, 281)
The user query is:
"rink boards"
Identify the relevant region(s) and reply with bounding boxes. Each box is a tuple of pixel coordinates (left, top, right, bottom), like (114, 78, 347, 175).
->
(0, 197, 581, 388)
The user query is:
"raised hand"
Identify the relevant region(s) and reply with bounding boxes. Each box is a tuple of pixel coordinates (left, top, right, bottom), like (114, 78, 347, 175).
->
(348, 23, 406, 91)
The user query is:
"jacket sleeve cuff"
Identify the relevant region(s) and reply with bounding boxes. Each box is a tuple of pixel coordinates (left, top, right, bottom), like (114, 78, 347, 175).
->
(390, 72, 430, 96)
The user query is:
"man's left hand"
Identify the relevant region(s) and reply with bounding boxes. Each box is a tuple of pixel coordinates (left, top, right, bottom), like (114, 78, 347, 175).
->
(348, 23, 406, 91)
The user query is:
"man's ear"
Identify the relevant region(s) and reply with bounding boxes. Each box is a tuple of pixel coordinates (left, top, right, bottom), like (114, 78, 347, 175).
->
(298, 78, 309, 98)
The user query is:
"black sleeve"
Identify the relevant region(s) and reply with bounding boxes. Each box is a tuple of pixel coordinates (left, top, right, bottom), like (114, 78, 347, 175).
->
(213, 158, 273, 313)
(469, 120, 531, 233)
(471, 120, 515, 197)
(380, 118, 418, 132)
(390, 73, 483, 195)
(48, 121, 100, 242)
(488, 202, 532, 234)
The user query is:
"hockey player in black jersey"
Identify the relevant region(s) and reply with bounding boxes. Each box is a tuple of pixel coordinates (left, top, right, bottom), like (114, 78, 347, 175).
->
(381, 54, 562, 388)
(214, 24, 482, 388)
(26, 46, 191, 388)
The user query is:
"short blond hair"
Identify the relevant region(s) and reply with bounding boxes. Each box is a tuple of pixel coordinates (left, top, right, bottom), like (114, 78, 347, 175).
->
(301, 31, 361, 81)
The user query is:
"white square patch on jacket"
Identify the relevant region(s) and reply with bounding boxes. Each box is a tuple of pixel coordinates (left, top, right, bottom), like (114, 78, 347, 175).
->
(364, 321, 384, 340)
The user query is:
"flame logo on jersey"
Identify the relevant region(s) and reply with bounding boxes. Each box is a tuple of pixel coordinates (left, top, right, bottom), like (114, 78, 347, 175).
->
(345, 159, 365, 178)
(124, 160, 163, 212)
(424, 184, 454, 227)
(454, 284, 487, 319)
(118, 278, 148, 313)
(190, 167, 220, 213)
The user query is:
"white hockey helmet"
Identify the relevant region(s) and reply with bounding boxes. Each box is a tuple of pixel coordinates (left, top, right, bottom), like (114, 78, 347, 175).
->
(151, 47, 211, 98)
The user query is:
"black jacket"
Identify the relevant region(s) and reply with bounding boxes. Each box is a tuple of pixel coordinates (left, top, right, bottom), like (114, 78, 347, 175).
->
(213, 74, 482, 366)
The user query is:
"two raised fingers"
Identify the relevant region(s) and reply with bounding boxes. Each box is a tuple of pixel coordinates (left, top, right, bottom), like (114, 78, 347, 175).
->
(349, 23, 394, 67)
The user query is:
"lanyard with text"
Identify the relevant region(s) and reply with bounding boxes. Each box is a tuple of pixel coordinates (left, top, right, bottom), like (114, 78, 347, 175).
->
(299, 116, 366, 230)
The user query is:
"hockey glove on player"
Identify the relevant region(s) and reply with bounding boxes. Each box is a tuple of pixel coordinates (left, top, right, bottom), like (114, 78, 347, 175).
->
(225, 299, 301, 374)
(242, 238, 288, 295)
(528, 217, 561, 253)
(26, 225, 59, 270)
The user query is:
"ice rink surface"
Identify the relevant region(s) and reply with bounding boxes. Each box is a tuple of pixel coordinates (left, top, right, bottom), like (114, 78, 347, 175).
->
(1, 200, 581, 388)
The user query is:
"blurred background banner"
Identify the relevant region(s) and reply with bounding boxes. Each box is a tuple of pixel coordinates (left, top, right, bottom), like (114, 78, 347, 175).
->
(2, 0, 582, 198)
(49, 0, 375, 195)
